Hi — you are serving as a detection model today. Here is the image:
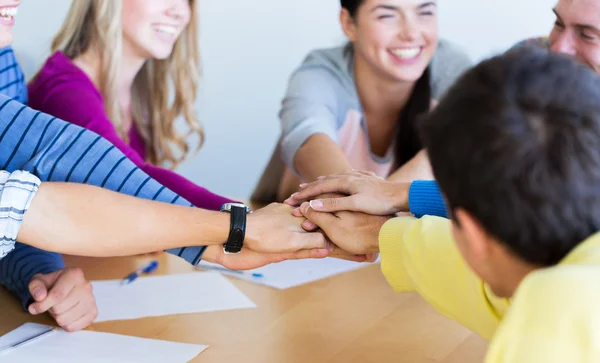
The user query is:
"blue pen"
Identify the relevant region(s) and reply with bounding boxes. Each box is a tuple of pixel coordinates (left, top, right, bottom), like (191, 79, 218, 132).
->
(121, 260, 159, 285)
(200, 265, 263, 278)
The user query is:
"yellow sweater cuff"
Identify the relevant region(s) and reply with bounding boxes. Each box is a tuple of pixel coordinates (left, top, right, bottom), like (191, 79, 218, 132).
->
(379, 216, 416, 293)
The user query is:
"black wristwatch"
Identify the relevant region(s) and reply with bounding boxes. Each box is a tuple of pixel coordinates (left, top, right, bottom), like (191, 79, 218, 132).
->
(220, 203, 252, 254)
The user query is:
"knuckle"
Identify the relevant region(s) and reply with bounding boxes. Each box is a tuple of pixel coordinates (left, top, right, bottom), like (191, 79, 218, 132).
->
(83, 281, 93, 293)
(68, 268, 85, 281)
(50, 288, 67, 302)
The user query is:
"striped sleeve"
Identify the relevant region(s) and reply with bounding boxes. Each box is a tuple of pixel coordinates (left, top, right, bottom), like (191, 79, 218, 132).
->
(0, 170, 40, 259)
(0, 47, 27, 104)
(0, 94, 208, 307)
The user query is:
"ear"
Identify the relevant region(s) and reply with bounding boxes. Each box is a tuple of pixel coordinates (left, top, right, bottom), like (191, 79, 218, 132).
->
(340, 8, 358, 42)
(453, 208, 493, 263)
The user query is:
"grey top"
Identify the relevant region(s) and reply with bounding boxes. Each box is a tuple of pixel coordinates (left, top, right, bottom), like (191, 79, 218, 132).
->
(279, 39, 473, 170)
(252, 39, 473, 203)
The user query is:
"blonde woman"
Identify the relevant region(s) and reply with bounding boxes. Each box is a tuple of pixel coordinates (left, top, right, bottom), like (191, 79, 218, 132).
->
(27, 0, 232, 210)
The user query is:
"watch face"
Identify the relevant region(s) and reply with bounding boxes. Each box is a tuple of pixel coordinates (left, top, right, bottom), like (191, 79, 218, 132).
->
(221, 203, 250, 212)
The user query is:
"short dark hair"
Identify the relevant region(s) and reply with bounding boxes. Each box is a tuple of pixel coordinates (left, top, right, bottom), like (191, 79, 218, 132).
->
(340, 0, 363, 17)
(420, 46, 600, 266)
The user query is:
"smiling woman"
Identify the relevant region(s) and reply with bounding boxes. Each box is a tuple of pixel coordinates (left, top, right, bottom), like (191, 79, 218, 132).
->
(252, 0, 472, 203)
(27, 0, 234, 212)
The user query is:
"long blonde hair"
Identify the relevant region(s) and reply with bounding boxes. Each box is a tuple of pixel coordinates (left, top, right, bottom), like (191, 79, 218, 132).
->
(51, 0, 203, 168)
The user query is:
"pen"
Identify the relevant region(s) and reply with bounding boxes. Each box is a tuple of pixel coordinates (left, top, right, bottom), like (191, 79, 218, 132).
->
(121, 260, 159, 285)
(200, 265, 264, 278)
(0, 326, 56, 355)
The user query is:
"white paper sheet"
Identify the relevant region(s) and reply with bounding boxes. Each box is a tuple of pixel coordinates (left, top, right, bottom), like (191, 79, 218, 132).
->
(198, 257, 374, 289)
(0, 323, 207, 363)
(92, 272, 256, 322)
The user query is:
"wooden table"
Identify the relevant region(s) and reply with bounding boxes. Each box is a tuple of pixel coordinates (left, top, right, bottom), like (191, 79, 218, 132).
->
(0, 252, 487, 363)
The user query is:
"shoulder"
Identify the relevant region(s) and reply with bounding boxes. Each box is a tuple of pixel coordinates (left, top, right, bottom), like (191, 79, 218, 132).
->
(487, 265, 600, 361)
(288, 45, 356, 95)
(28, 52, 105, 120)
(431, 39, 472, 71)
(28, 51, 102, 104)
(430, 39, 473, 99)
(500, 265, 600, 339)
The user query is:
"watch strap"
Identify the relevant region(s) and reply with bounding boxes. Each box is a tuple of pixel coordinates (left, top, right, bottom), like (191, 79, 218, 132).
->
(224, 205, 247, 254)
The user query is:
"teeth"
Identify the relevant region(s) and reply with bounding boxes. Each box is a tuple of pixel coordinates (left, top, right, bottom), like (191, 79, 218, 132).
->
(154, 25, 177, 35)
(0, 7, 17, 18)
(391, 47, 421, 60)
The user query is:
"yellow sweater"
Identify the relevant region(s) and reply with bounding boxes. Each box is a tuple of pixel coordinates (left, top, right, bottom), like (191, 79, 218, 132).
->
(379, 216, 600, 363)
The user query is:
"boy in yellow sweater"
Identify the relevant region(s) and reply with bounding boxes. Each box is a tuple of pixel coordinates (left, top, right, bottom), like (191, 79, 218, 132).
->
(298, 47, 600, 362)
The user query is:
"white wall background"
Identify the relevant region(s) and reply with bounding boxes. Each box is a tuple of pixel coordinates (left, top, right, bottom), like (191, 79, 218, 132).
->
(12, 0, 555, 200)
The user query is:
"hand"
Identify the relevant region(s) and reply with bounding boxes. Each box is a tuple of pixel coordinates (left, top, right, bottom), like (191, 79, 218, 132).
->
(202, 244, 335, 270)
(244, 203, 330, 253)
(285, 171, 410, 216)
(298, 201, 391, 255)
(28, 268, 97, 332)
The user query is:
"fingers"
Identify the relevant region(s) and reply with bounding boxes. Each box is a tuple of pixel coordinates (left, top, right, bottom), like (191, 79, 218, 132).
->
(307, 197, 359, 213)
(299, 202, 339, 236)
(285, 247, 331, 260)
(29, 268, 84, 315)
(28, 272, 59, 302)
(52, 286, 97, 331)
(328, 246, 369, 262)
(301, 219, 318, 231)
(286, 178, 352, 205)
(62, 306, 98, 332)
(49, 279, 93, 316)
(292, 228, 331, 251)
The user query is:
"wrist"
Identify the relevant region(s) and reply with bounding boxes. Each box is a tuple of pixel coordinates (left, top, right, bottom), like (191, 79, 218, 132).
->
(391, 182, 410, 212)
(201, 245, 223, 265)
(243, 214, 260, 251)
(197, 211, 230, 246)
(371, 216, 393, 253)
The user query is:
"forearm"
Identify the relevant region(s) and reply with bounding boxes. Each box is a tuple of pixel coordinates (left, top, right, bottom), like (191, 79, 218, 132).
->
(388, 150, 433, 182)
(18, 182, 230, 257)
(294, 134, 353, 181)
(378, 216, 507, 340)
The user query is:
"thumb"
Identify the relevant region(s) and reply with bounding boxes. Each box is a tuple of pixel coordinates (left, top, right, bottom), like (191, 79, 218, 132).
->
(28, 271, 60, 303)
(300, 202, 339, 236)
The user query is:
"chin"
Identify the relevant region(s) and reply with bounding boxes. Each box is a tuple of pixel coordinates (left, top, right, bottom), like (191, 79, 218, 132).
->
(0, 34, 12, 48)
(388, 69, 427, 83)
(149, 47, 175, 60)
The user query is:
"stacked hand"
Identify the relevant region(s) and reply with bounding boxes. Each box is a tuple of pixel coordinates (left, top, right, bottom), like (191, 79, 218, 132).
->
(285, 171, 411, 216)
(202, 203, 371, 270)
(281, 171, 414, 260)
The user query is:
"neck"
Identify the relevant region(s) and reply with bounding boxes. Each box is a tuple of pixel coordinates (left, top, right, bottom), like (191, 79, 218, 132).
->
(119, 42, 146, 108)
(353, 48, 415, 117)
(494, 253, 541, 298)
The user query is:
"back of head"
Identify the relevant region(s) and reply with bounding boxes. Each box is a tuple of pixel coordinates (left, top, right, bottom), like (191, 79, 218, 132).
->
(421, 46, 600, 266)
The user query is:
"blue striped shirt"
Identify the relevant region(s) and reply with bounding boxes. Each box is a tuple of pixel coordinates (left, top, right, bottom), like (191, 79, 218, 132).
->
(0, 47, 206, 308)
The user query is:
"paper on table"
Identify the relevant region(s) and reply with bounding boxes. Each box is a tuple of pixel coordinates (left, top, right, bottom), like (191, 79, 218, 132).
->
(198, 257, 375, 289)
(92, 271, 256, 322)
(0, 323, 207, 363)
